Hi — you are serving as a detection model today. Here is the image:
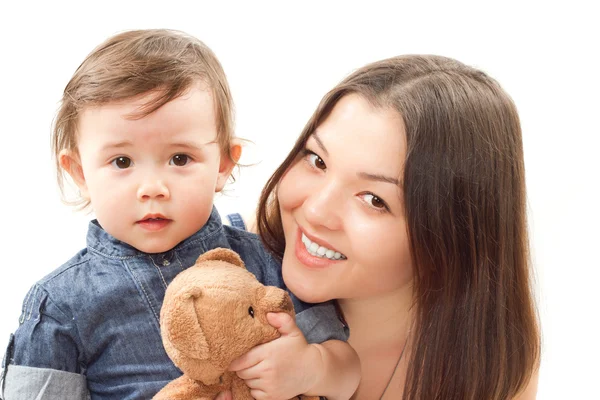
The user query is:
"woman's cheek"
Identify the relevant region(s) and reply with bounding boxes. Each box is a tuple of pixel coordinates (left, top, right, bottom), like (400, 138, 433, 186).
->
(278, 165, 309, 211)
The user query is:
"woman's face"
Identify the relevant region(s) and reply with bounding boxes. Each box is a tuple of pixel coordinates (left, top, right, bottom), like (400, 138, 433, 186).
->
(278, 94, 413, 303)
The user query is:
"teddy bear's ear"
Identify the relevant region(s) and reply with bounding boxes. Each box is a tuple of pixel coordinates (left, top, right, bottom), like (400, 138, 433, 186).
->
(195, 248, 246, 269)
(163, 286, 210, 360)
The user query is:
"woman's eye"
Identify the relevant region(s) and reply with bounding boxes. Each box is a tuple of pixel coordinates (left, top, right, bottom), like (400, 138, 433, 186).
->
(307, 152, 326, 170)
(111, 157, 132, 169)
(362, 193, 388, 210)
(170, 154, 190, 166)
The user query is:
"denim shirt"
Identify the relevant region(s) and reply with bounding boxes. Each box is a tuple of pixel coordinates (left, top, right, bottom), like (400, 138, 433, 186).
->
(1, 207, 347, 400)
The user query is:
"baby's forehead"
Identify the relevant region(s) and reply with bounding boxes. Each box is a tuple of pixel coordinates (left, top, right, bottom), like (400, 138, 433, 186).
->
(83, 83, 214, 118)
(77, 86, 220, 143)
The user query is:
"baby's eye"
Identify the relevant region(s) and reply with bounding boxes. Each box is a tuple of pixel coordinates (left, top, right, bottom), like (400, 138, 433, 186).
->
(305, 151, 326, 170)
(361, 193, 388, 211)
(111, 157, 132, 169)
(170, 154, 190, 166)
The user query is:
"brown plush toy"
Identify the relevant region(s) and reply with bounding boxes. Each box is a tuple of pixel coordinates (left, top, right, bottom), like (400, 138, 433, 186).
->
(153, 248, 319, 400)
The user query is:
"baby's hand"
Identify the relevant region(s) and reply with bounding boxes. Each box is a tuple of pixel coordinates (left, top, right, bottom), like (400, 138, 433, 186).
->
(228, 312, 323, 400)
(214, 391, 232, 400)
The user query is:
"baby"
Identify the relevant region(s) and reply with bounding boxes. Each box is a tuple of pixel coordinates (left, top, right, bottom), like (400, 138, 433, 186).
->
(0, 29, 359, 400)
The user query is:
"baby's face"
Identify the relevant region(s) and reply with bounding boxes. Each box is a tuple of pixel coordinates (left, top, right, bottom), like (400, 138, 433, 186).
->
(70, 84, 232, 253)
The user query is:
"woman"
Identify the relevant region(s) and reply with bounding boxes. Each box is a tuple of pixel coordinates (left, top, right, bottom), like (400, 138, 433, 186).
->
(253, 54, 540, 399)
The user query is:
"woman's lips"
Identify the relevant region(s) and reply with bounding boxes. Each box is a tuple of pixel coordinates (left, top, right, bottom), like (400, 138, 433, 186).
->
(294, 228, 343, 268)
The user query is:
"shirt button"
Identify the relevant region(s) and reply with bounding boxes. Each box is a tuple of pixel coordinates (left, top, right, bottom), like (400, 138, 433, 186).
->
(162, 259, 170, 266)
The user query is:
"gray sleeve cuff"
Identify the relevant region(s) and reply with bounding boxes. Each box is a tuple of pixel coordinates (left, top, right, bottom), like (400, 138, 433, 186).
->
(2, 365, 89, 400)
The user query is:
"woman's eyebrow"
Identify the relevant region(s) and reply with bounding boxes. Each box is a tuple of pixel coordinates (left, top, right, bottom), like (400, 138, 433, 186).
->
(313, 132, 401, 187)
(357, 172, 401, 187)
(311, 132, 329, 157)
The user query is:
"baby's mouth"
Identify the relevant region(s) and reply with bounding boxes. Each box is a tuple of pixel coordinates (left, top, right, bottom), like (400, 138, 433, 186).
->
(136, 214, 172, 230)
(138, 213, 170, 223)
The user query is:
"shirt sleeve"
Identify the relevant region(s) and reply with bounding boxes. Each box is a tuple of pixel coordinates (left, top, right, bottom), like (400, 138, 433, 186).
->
(5, 284, 85, 374)
(2, 365, 89, 400)
(295, 301, 349, 344)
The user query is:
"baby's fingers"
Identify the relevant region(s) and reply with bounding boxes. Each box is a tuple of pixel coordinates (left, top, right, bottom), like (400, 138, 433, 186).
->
(234, 362, 263, 380)
(228, 346, 264, 371)
(214, 390, 232, 400)
(267, 312, 300, 337)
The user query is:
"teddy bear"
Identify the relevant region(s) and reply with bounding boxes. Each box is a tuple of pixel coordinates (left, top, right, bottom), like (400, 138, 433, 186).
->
(153, 247, 320, 400)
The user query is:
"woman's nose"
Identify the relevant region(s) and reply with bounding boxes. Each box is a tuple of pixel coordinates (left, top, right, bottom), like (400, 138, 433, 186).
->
(302, 180, 342, 231)
(137, 180, 170, 201)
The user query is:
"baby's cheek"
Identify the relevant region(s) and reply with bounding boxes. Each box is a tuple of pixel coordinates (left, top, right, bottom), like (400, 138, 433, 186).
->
(94, 191, 126, 213)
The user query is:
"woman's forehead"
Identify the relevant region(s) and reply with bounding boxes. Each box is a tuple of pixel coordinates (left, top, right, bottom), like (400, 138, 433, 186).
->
(311, 94, 406, 172)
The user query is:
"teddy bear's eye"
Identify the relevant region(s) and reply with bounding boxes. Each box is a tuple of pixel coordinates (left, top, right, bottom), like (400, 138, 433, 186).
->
(248, 306, 254, 318)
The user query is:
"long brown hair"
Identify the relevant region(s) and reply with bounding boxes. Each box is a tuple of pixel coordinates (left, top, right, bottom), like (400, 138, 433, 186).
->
(258, 55, 540, 399)
(52, 29, 236, 209)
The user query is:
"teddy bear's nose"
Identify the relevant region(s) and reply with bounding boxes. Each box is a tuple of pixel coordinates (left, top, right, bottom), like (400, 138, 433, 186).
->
(263, 287, 295, 314)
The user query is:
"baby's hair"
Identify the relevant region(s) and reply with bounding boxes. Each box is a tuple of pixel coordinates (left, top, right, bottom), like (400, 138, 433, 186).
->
(52, 29, 235, 209)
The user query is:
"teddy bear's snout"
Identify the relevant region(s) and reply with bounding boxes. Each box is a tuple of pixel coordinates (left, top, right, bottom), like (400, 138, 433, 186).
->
(262, 287, 294, 314)
(278, 292, 293, 313)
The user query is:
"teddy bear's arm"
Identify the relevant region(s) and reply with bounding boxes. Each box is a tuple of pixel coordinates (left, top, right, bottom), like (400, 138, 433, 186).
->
(230, 375, 255, 399)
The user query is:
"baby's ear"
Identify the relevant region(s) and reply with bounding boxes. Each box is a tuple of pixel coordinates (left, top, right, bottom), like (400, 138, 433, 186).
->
(59, 150, 89, 198)
(215, 140, 242, 193)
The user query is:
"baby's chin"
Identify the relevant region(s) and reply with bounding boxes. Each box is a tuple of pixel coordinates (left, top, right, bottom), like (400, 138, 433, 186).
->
(119, 234, 178, 255)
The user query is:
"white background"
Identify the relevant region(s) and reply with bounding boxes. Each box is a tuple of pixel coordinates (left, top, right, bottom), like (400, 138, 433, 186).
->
(0, 1, 598, 398)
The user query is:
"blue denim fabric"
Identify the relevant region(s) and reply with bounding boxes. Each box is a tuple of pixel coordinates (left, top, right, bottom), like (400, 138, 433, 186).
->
(1, 207, 347, 400)
(226, 213, 247, 231)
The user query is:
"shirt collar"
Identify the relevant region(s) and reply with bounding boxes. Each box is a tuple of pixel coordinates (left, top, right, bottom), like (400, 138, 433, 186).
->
(86, 206, 224, 259)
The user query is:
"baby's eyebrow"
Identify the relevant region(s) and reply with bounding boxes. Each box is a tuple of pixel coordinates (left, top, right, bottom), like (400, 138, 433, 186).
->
(100, 140, 134, 151)
(168, 140, 217, 151)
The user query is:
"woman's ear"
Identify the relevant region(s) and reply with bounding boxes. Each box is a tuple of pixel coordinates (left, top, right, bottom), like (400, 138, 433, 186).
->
(215, 140, 242, 193)
(59, 149, 89, 198)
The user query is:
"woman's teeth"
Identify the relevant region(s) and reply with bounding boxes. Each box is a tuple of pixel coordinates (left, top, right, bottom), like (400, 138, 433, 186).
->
(301, 233, 346, 260)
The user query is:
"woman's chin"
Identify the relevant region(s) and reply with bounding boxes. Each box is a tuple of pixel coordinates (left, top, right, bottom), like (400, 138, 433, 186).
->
(283, 267, 331, 304)
(294, 288, 329, 304)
